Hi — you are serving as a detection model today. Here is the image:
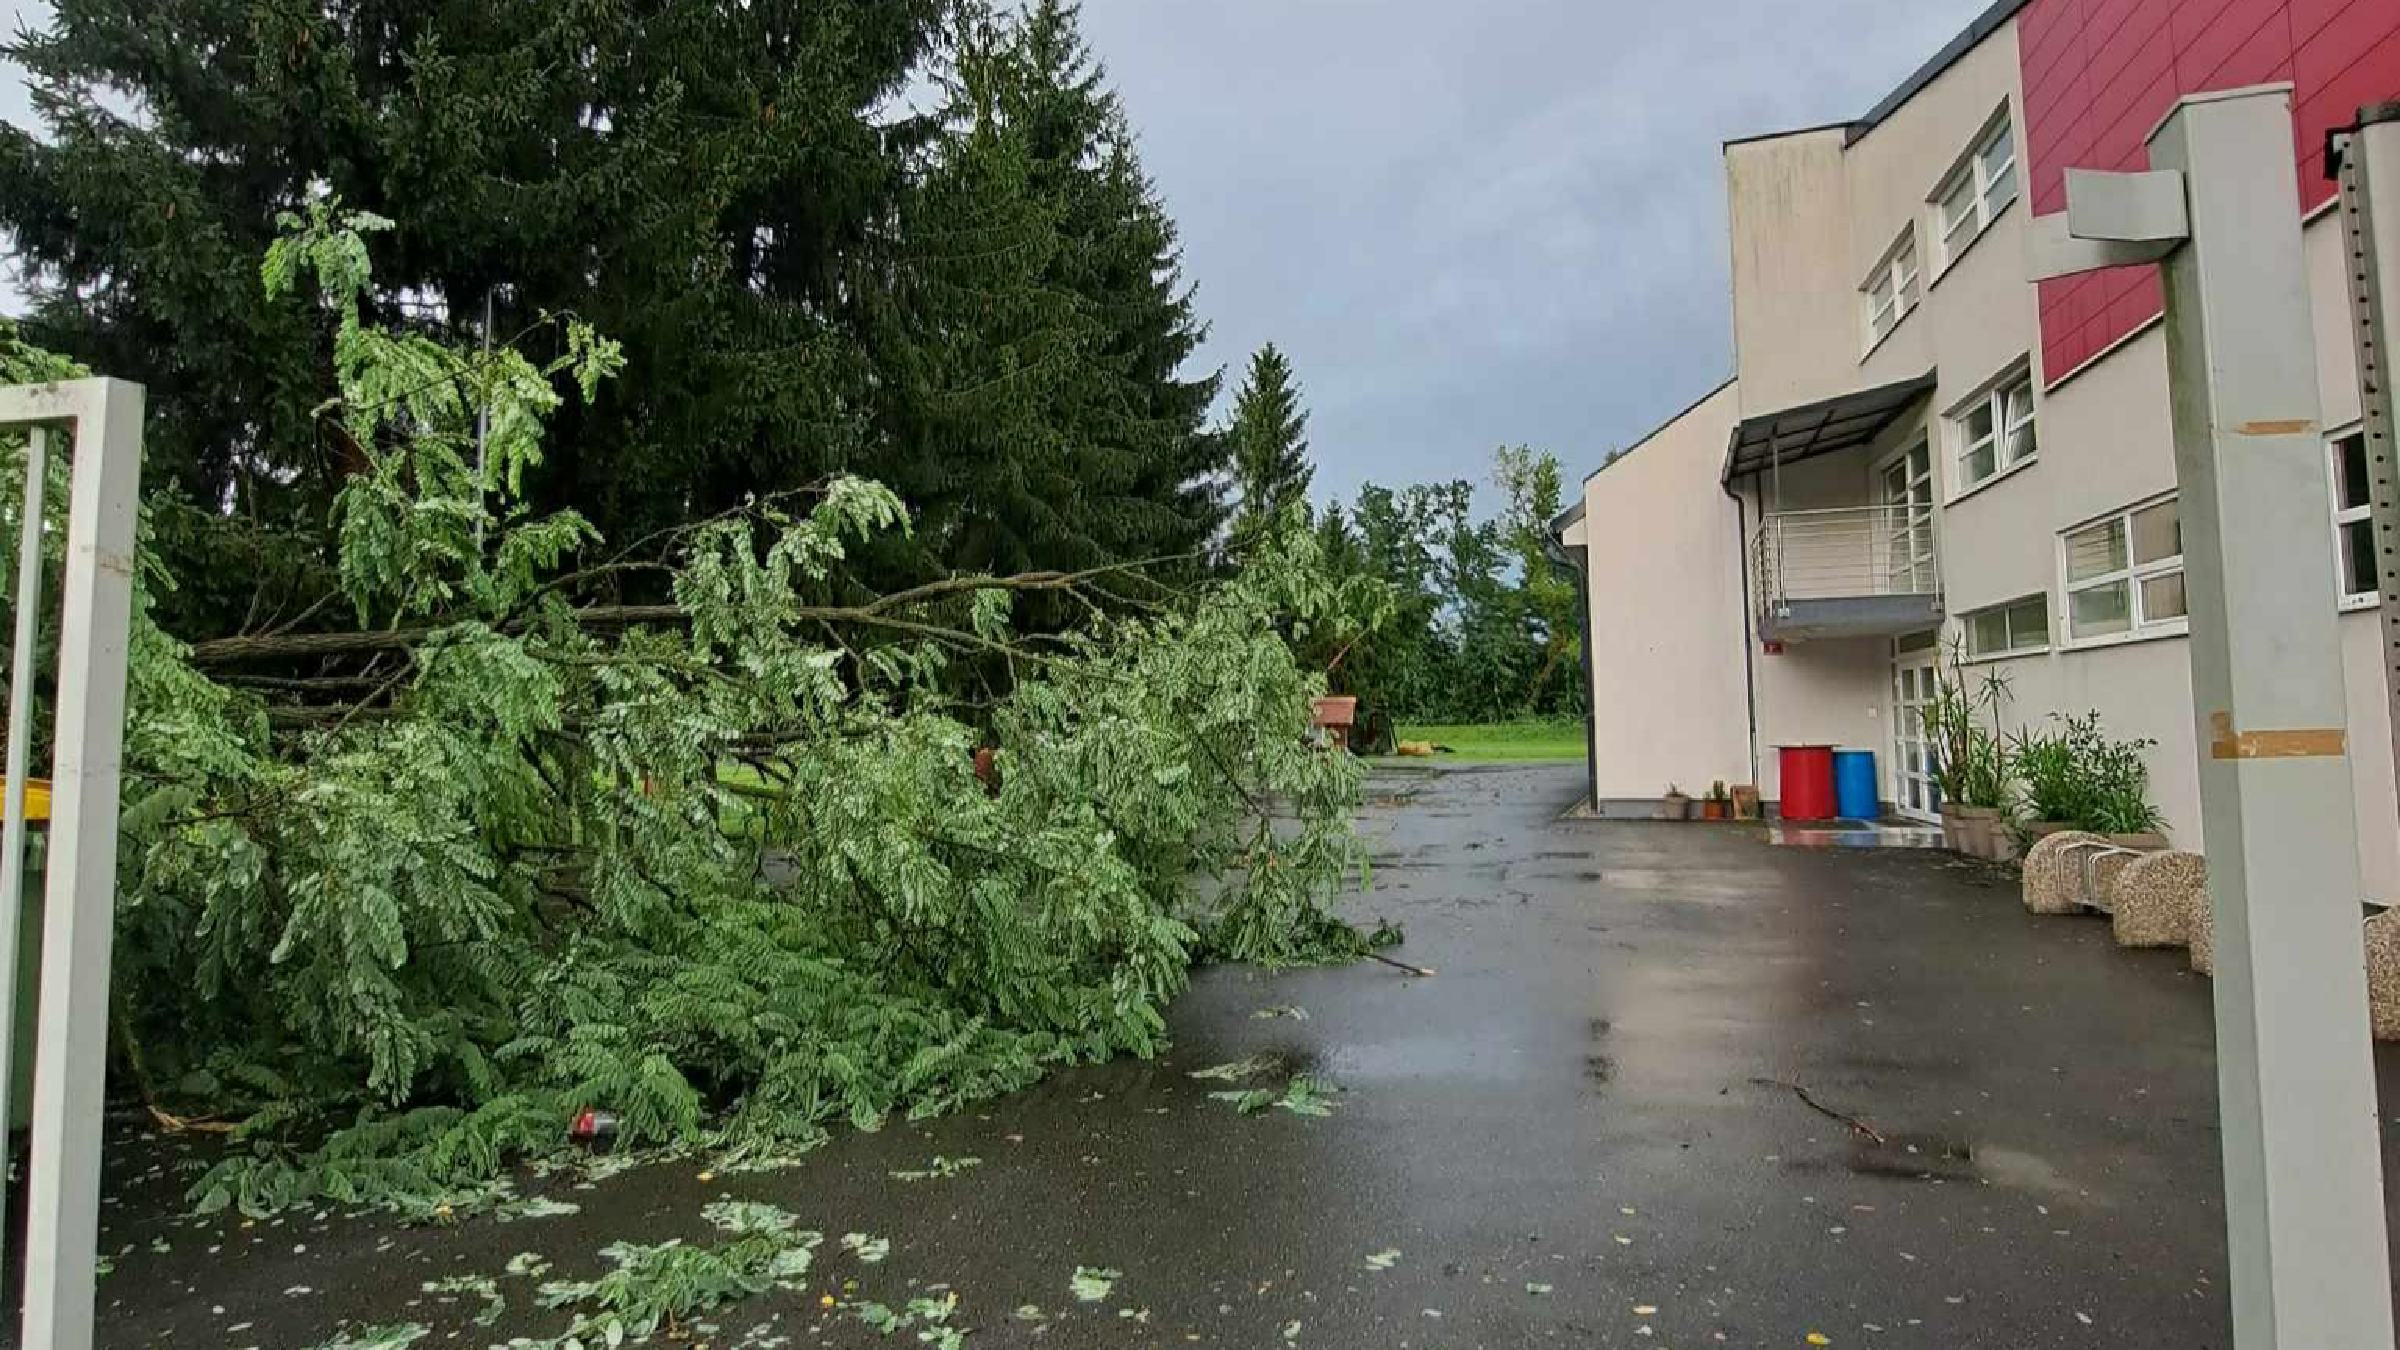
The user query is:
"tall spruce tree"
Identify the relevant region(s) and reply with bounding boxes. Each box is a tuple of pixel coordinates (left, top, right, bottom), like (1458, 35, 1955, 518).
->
(1229, 343, 1314, 538)
(0, 0, 943, 626)
(878, 0, 1225, 581)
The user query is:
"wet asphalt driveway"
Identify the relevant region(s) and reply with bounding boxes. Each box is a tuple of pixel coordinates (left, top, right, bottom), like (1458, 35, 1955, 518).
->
(83, 763, 2400, 1347)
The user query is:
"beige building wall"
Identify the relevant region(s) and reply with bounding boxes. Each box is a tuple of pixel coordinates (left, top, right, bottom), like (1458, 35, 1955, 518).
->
(1725, 129, 1856, 418)
(1572, 382, 1750, 808)
(1577, 12, 2400, 896)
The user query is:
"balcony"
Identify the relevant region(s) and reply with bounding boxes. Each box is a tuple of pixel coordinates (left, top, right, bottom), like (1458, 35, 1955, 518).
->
(1750, 506, 1942, 642)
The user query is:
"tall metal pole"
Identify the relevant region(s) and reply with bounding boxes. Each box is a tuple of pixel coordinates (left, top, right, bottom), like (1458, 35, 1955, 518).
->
(2150, 86, 2395, 1348)
(13, 379, 144, 1350)
(2334, 106, 2400, 812)
(0, 424, 50, 1278)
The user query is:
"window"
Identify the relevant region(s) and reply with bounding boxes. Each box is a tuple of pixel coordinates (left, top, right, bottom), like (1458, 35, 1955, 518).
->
(2062, 496, 2186, 644)
(1953, 370, 2036, 491)
(1862, 230, 1921, 349)
(2332, 428, 2379, 608)
(1963, 595, 2049, 659)
(1933, 114, 2019, 269)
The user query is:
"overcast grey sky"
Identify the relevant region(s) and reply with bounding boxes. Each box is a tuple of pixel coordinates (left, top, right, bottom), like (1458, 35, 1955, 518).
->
(0, 0, 1995, 503)
(1078, 0, 1995, 501)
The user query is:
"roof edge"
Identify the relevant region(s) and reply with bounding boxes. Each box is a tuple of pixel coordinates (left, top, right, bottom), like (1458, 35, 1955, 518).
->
(1722, 0, 2032, 151)
(1583, 376, 1739, 485)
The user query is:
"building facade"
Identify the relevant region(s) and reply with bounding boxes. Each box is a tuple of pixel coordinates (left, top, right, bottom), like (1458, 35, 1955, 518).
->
(1558, 0, 2400, 895)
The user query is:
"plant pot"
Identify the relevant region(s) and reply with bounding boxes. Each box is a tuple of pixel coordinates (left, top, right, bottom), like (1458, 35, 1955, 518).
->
(2107, 831, 2169, 851)
(2024, 821, 2075, 840)
(1659, 795, 1691, 822)
(1701, 800, 1728, 821)
(1939, 804, 1966, 852)
(1952, 804, 2003, 859)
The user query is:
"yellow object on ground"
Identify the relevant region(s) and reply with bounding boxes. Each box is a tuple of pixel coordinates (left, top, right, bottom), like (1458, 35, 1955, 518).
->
(1396, 741, 1438, 758)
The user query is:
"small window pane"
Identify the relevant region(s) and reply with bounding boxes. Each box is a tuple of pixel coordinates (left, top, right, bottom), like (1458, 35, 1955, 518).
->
(2007, 596, 2048, 646)
(1969, 609, 2009, 655)
(2140, 571, 2187, 622)
(1978, 124, 2014, 179)
(2071, 581, 2133, 637)
(1941, 174, 1978, 238)
(1982, 160, 2018, 216)
(2066, 519, 2128, 582)
(1908, 443, 1929, 479)
(2131, 500, 2181, 565)
(2339, 434, 2371, 511)
(2005, 418, 2037, 466)
(1964, 403, 1995, 444)
(2343, 518, 2377, 599)
(1963, 443, 1996, 484)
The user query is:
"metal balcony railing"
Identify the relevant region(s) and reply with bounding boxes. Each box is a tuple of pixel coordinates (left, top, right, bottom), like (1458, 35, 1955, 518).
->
(1750, 505, 1941, 620)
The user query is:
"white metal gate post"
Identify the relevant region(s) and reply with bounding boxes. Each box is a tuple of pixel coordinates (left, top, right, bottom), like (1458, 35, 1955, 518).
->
(0, 379, 145, 1350)
(2031, 84, 2395, 1349)
(2157, 86, 2396, 1348)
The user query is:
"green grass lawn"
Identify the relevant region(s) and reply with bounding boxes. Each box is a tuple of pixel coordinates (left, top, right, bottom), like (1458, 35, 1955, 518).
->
(1395, 721, 1586, 763)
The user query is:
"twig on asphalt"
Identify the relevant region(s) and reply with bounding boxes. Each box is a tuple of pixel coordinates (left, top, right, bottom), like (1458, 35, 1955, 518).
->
(1365, 950, 1437, 977)
(1750, 1076, 1888, 1146)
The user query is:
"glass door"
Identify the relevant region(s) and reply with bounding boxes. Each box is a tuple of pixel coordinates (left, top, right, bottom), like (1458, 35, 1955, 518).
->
(1876, 440, 1937, 594)
(1891, 636, 1940, 822)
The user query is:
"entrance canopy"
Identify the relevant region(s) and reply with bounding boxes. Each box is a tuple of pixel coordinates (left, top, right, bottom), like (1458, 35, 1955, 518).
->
(1720, 371, 1937, 484)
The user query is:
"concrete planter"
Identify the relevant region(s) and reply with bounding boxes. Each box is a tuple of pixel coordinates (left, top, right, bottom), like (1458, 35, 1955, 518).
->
(2107, 832, 2169, 851)
(1950, 804, 2003, 859)
(1658, 794, 1692, 822)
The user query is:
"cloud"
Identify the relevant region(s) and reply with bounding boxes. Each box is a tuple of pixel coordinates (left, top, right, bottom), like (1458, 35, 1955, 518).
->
(1080, 0, 1998, 503)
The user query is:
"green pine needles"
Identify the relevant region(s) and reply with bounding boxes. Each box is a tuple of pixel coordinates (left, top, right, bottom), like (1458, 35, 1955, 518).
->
(47, 206, 1376, 1216)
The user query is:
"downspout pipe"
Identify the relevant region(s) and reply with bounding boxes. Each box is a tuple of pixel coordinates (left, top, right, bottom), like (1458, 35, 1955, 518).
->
(1542, 508, 1600, 813)
(1721, 469, 1763, 795)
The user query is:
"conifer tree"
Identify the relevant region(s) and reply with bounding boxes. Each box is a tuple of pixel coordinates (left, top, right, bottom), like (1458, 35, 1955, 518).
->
(0, 0, 943, 622)
(879, 0, 1225, 581)
(1228, 343, 1315, 538)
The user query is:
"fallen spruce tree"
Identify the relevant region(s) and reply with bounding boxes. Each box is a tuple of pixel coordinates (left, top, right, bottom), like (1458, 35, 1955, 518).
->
(15, 205, 1385, 1216)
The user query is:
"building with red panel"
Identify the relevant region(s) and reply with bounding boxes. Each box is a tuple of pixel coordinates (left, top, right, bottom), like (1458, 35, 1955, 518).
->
(1554, 0, 2400, 896)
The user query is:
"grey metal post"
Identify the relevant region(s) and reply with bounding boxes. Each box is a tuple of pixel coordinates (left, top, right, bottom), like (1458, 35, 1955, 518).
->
(2333, 107, 2400, 812)
(2154, 87, 2395, 1348)
(2028, 83, 2397, 1348)
(0, 379, 145, 1350)
(0, 424, 50, 1277)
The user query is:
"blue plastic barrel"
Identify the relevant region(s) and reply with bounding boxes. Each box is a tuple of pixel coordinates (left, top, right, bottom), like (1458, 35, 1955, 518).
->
(1832, 749, 1879, 821)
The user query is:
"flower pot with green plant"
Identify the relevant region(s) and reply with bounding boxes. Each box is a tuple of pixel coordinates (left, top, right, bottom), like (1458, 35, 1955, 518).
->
(1702, 781, 1731, 821)
(1659, 784, 1691, 821)
(1926, 642, 2013, 857)
(2008, 710, 2165, 851)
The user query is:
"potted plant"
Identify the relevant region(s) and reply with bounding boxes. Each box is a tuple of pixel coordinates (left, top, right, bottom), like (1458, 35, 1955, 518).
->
(2009, 710, 2167, 850)
(2007, 716, 2086, 843)
(1926, 641, 2012, 857)
(1659, 784, 1691, 821)
(1701, 781, 1731, 821)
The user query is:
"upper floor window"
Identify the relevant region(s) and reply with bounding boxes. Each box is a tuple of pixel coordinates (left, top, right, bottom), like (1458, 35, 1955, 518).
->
(2333, 427, 2380, 609)
(1952, 368, 2036, 492)
(1934, 114, 2019, 269)
(1862, 229, 1921, 351)
(2062, 495, 2186, 646)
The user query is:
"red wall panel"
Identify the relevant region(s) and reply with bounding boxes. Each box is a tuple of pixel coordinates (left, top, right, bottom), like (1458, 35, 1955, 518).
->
(2020, 0, 2400, 385)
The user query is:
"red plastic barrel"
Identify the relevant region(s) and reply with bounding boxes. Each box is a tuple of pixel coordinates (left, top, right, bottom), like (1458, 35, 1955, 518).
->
(1777, 745, 1838, 822)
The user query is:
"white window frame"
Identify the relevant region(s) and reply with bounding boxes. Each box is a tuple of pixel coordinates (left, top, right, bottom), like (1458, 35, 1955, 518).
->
(1961, 593, 2051, 661)
(2058, 493, 2188, 650)
(1931, 111, 2020, 273)
(1948, 364, 2037, 496)
(1861, 227, 1921, 354)
(2329, 424, 2379, 611)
